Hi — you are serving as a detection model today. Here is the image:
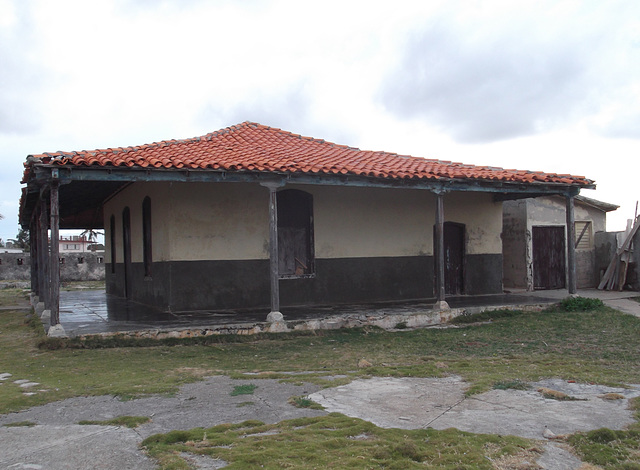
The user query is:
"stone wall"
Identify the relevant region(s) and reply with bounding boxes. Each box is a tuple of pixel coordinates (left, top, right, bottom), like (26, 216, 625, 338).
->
(0, 252, 105, 281)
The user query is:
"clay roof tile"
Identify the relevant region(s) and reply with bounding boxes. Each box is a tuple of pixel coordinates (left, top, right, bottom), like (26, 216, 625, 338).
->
(23, 121, 593, 187)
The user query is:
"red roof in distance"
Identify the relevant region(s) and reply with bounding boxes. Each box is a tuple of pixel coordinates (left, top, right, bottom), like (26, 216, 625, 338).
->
(24, 121, 593, 186)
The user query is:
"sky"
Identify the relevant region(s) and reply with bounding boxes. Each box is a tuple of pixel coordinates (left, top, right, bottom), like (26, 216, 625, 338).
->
(1, 0, 639, 244)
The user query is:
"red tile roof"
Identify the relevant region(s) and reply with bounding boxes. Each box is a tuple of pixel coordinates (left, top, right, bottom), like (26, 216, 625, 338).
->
(24, 122, 592, 186)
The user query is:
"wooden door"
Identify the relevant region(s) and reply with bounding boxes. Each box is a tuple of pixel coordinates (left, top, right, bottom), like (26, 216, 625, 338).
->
(532, 226, 565, 289)
(441, 222, 465, 295)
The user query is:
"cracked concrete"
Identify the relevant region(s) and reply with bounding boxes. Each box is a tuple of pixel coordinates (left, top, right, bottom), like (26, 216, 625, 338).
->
(2, 375, 639, 469)
(309, 376, 640, 470)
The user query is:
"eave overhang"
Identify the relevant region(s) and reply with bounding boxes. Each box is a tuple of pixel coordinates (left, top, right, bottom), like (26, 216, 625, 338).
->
(20, 164, 594, 229)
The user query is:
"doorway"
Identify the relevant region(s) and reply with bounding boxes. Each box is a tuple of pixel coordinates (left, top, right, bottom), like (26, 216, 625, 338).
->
(435, 222, 465, 295)
(532, 226, 566, 289)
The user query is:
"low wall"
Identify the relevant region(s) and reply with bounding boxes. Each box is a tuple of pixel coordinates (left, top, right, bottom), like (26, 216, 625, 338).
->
(0, 252, 105, 282)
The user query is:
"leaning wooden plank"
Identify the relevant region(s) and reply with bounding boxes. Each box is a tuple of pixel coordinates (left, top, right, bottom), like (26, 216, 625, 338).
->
(598, 215, 640, 290)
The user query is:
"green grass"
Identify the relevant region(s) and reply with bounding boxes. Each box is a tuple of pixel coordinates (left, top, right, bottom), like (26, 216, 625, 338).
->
(141, 414, 536, 470)
(493, 379, 529, 391)
(288, 395, 324, 409)
(3, 420, 37, 427)
(567, 397, 640, 469)
(558, 296, 606, 312)
(1, 297, 640, 413)
(2, 290, 640, 467)
(229, 384, 257, 396)
(0, 288, 29, 307)
(78, 415, 151, 428)
(60, 281, 106, 291)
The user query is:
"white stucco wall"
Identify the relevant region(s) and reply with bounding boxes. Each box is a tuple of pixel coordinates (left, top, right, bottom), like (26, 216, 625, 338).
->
(442, 192, 503, 255)
(298, 185, 434, 258)
(168, 182, 269, 261)
(104, 182, 172, 264)
(104, 181, 504, 263)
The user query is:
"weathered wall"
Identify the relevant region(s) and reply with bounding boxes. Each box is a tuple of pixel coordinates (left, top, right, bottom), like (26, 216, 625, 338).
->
(105, 181, 504, 311)
(0, 253, 105, 281)
(503, 196, 608, 290)
(302, 184, 433, 258)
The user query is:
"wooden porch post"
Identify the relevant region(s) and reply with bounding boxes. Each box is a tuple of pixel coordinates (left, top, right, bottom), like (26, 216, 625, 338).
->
(262, 181, 284, 322)
(49, 180, 61, 327)
(29, 217, 38, 295)
(566, 194, 577, 295)
(38, 197, 49, 308)
(434, 192, 450, 310)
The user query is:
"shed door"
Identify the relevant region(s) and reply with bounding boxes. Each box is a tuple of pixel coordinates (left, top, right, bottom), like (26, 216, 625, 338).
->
(532, 226, 565, 289)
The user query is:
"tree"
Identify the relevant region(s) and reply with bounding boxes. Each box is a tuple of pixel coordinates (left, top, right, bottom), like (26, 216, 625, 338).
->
(9, 228, 30, 251)
(80, 229, 103, 243)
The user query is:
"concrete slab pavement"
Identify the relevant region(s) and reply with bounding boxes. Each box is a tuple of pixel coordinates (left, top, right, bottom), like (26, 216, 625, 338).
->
(2, 374, 639, 469)
(0, 424, 156, 470)
(308, 376, 640, 439)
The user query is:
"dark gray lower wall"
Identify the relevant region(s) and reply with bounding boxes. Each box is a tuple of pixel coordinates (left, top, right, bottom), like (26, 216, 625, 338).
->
(465, 254, 503, 295)
(280, 256, 435, 306)
(107, 253, 504, 312)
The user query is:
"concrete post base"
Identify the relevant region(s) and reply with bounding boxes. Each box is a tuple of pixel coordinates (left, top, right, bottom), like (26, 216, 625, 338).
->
(47, 324, 67, 338)
(35, 302, 45, 316)
(41, 309, 51, 323)
(267, 321, 289, 333)
(266, 311, 284, 322)
(433, 300, 450, 311)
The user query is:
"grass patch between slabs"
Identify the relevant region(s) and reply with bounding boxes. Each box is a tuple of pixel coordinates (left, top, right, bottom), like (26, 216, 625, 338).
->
(3, 421, 37, 427)
(142, 414, 535, 470)
(230, 384, 257, 396)
(78, 415, 151, 428)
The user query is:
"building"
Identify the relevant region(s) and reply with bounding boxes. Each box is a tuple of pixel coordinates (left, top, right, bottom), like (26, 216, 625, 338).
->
(503, 195, 618, 290)
(19, 122, 594, 328)
(57, 235, 94, 253)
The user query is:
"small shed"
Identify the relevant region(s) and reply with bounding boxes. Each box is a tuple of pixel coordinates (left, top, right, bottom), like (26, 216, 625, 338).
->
(19, 122, 595, 331)
(503, 195, 618, 290)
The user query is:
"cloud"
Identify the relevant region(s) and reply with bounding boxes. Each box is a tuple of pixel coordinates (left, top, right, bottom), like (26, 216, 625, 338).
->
(378, 1, 640, 143)
(0, 1, 46, 134)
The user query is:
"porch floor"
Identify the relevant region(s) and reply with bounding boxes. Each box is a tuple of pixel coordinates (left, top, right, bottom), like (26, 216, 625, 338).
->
(52, 289, 568, 338)
(50, 288, 640, 338)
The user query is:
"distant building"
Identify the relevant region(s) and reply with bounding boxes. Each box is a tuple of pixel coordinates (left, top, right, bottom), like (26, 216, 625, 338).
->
(56, 235, 94, 253)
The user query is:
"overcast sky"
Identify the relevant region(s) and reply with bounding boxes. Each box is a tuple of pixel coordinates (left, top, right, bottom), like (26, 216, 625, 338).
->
(1, 0, 639, 244)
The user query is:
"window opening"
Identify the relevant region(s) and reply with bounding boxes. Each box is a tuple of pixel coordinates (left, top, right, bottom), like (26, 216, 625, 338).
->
(277, 189, 314, 278)
(574, 221, 592, 250)
(142, 196, 152, 277)
(110, 215, 116, 273)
